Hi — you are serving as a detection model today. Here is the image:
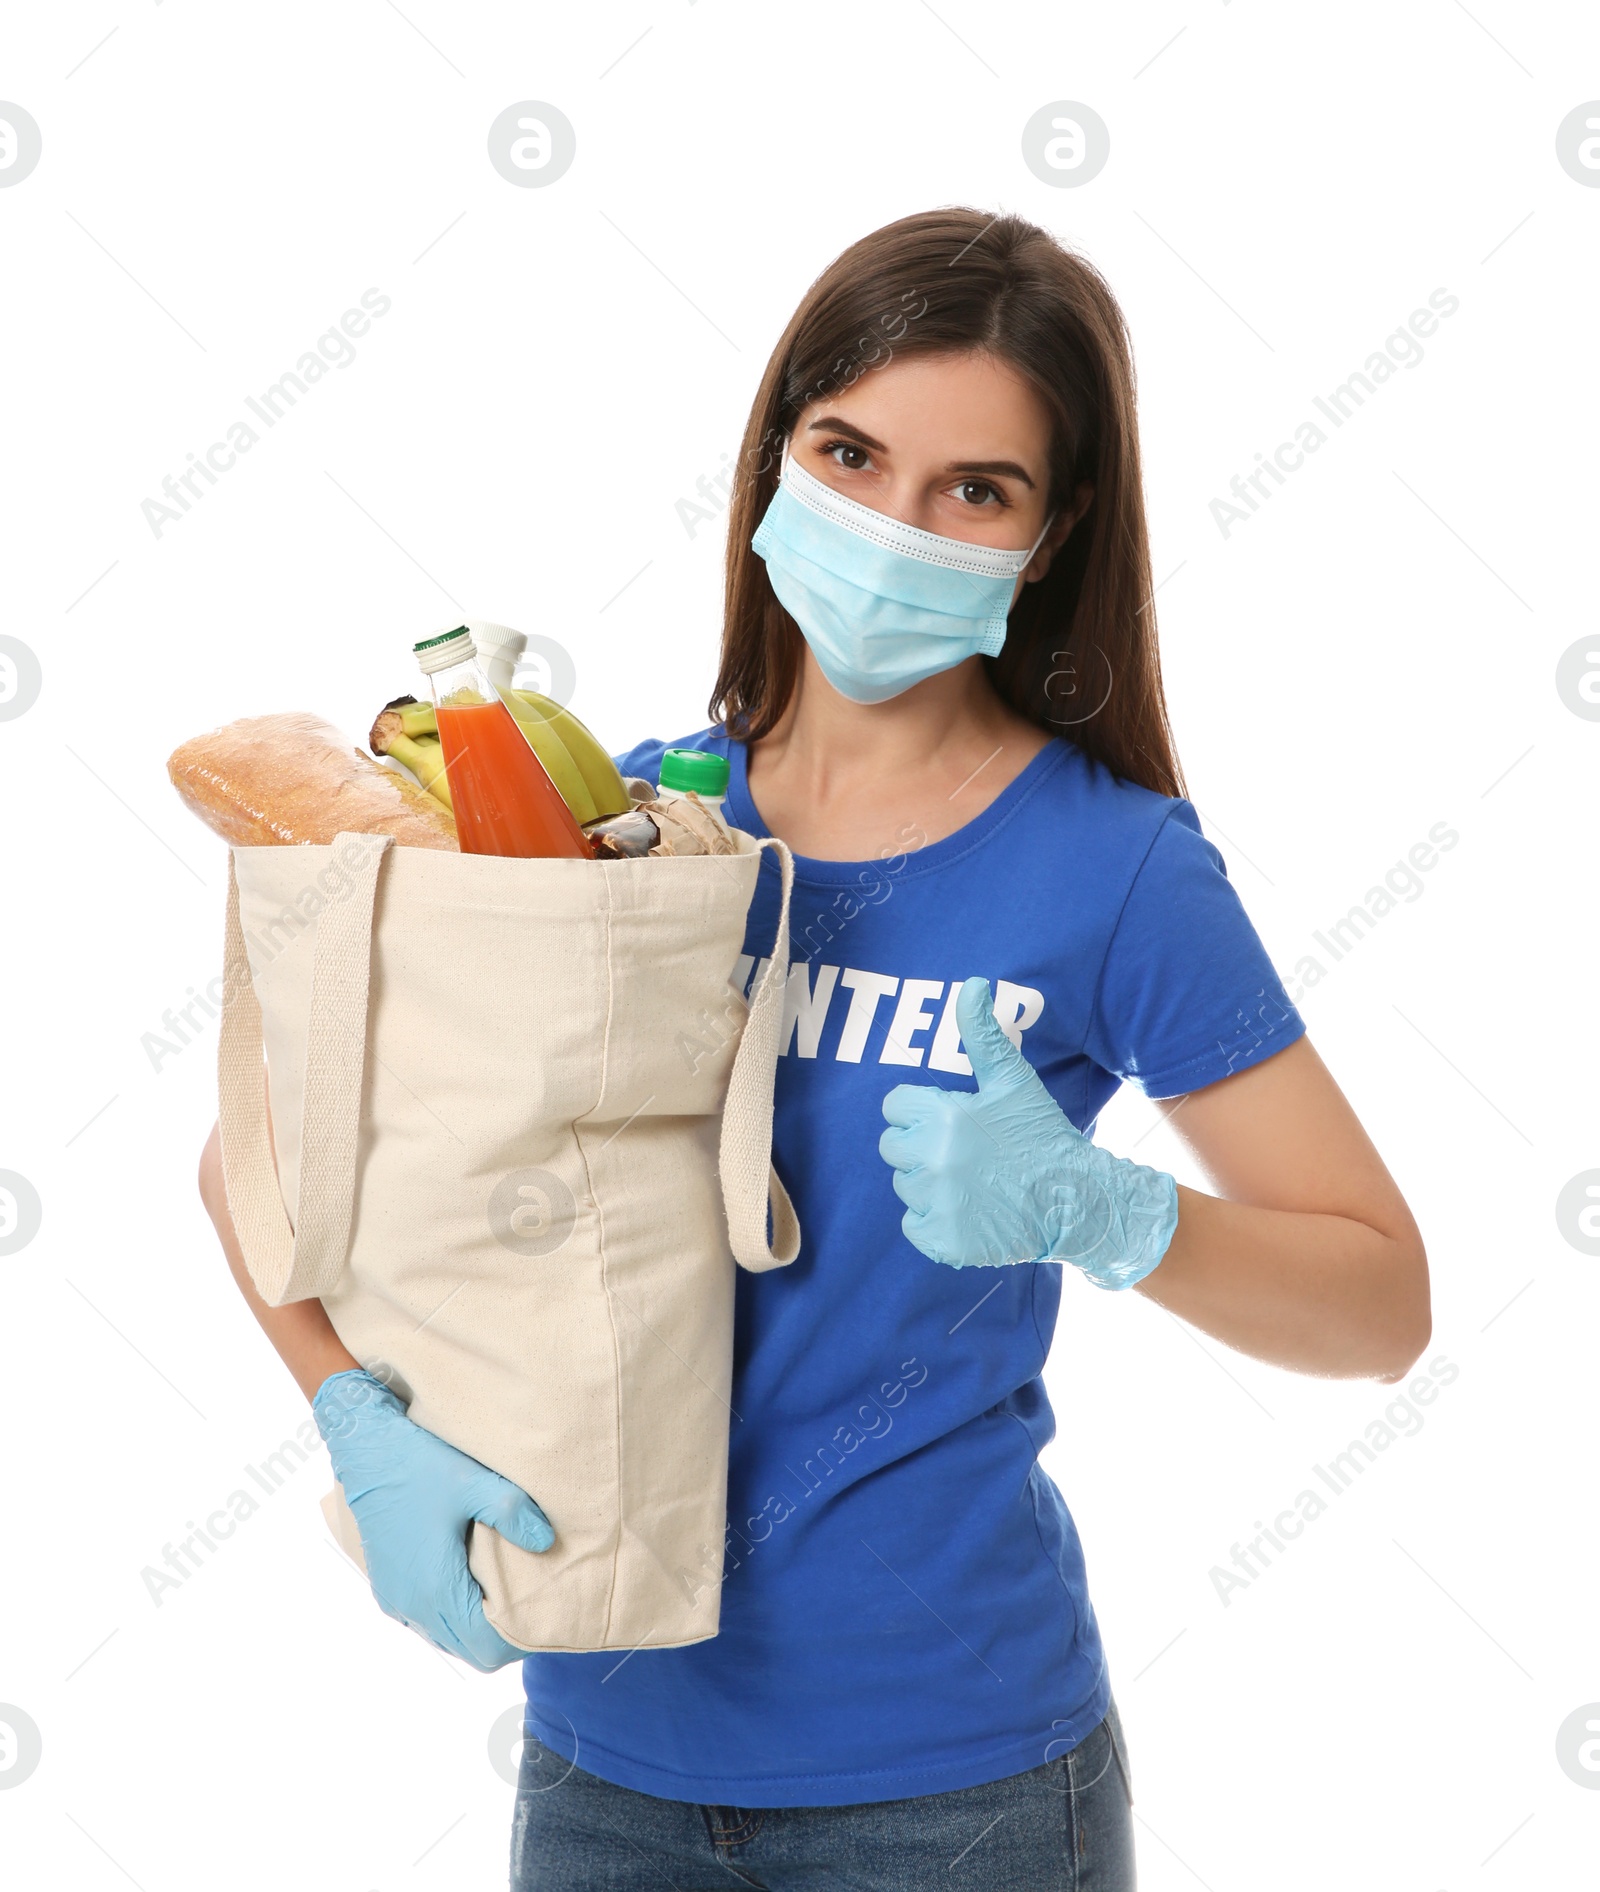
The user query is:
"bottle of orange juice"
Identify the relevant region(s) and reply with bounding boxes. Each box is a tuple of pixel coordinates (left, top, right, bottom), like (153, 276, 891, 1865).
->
(414, 629, 590, 859)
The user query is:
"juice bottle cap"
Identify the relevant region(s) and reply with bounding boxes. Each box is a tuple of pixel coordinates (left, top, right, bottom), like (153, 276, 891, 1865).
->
(414, 628, 474, 675)
(659, 749, 730, 797)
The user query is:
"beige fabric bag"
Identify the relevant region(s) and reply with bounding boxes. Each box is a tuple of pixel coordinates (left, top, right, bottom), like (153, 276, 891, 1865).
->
(216, 827, 797, 1653)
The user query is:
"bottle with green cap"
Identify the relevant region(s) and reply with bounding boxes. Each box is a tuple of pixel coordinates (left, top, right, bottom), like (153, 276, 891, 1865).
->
(656, 749, 731, 824)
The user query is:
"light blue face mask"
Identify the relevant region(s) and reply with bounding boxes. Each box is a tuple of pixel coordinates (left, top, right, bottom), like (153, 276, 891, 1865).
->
(751, 446, 1055, 705)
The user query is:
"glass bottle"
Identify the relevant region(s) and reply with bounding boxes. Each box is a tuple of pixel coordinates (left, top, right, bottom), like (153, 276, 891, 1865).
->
(414, 629, 590, 859)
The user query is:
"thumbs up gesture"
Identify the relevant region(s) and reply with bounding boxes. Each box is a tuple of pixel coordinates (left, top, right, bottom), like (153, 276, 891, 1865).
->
(878, 977, 1178, 1288)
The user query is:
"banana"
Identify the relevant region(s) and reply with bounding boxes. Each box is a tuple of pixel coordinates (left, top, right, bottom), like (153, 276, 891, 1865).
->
(513, 691, 631, 819)
(368, 705, 454, 811)
(499, 695, 598, 824)
(399, 736, 452, 810)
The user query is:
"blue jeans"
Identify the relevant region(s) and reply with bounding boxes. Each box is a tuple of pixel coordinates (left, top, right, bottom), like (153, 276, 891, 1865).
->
(510, 1697, 1136, 1890)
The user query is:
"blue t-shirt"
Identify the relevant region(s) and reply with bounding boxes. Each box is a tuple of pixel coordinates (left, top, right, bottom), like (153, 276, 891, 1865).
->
(522, 730, 1304, 1807)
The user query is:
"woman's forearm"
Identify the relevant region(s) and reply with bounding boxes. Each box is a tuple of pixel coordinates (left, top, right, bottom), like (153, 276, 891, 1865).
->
(1134, 1183, 1431, 1384)
(199, 1121, 359, 1403)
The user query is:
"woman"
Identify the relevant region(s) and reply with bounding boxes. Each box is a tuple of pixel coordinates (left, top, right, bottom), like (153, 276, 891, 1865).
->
(201, 208, 1430, 1890)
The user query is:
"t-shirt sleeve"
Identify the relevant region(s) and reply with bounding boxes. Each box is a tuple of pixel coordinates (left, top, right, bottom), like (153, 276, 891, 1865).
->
(1083, 801, 1306, 1098)
(612, 736, 668, 780)
(610, 726, 724, 783)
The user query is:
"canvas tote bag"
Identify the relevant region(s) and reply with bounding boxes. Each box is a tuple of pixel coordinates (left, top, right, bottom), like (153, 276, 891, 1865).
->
(216, 826, 798, 1653)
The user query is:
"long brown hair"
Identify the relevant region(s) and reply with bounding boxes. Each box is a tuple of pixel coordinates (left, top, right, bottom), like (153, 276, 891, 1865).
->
(710, 207, 1185, 800)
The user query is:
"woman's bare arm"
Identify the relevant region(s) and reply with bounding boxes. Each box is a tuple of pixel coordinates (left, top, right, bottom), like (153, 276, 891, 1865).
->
(199, 1120, 360, 1402)
(1133, 1036, 1431, 1384)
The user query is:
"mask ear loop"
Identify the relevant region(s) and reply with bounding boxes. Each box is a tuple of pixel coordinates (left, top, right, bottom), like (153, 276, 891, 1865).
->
(1022, 507, 1057, 565)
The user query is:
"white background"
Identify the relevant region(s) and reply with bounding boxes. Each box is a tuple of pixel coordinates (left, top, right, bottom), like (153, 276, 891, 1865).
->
(2, 3, 1597, 1887)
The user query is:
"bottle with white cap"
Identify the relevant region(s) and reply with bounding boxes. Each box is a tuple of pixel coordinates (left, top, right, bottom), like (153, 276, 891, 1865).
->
(466, 622, 526, 694)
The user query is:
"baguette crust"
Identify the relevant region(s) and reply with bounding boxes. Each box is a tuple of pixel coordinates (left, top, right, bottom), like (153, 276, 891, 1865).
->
(168, 712, 459, 850)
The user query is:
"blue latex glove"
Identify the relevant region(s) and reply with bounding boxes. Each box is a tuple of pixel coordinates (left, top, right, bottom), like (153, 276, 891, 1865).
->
(312, 1367, 554, 1671)
(878, 977, 1178, 1288)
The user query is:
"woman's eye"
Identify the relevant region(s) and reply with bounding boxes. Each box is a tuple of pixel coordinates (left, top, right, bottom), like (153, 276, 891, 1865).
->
(954, 479, 1002, 507)
(826, 442, 870, 471)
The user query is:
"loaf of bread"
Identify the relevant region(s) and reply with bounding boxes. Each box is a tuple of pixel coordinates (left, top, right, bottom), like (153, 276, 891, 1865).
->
(168, 712, 459, 850)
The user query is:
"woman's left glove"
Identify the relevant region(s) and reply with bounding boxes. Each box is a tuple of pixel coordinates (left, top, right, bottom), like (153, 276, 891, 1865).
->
(878, 977, 1178, 1289)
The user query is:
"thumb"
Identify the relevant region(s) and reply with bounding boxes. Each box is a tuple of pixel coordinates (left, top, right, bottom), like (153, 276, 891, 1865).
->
(470, 1472, 556, 1554)
(956, 977, 1032, 1093)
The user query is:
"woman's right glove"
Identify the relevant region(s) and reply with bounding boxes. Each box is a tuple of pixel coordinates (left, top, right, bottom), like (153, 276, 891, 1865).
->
(311, 1367, 554, 1672)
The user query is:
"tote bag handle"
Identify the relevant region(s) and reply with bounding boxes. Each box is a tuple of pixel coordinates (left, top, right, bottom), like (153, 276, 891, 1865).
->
(719, 836, 800, 1274)
(216, 833, 392, 1307)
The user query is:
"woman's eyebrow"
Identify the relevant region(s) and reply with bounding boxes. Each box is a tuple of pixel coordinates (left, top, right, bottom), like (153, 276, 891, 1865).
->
(944, 458, 1035, 488)
(806, 415, 887, 451)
